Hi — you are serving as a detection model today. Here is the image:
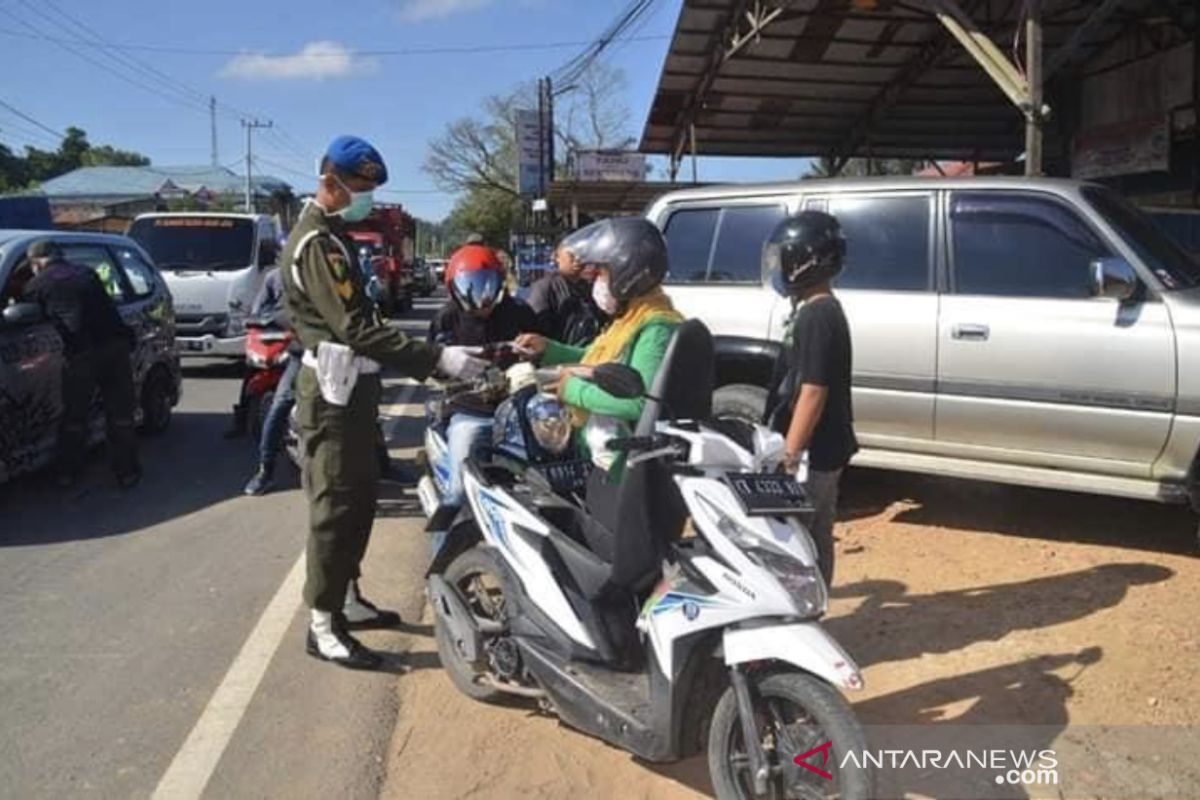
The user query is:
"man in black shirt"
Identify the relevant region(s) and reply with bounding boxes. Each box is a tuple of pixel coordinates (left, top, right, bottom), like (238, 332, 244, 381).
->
(525, 239, 605, 346)
(23, 240, 140, 488)
(763, 212, 857, 585)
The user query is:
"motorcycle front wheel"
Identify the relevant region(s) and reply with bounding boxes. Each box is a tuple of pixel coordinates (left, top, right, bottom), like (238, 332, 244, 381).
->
(708, 670, 872, 800)
(434, 547, 509, 703)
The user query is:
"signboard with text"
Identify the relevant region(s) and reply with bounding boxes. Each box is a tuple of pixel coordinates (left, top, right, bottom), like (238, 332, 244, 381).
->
(575, 151, 646, 182)
(1072, 117, 1170, 180)
(515, 109, 550, 196)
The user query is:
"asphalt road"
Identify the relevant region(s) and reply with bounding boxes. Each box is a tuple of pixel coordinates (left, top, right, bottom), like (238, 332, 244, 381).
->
(0, 296, 442, 800)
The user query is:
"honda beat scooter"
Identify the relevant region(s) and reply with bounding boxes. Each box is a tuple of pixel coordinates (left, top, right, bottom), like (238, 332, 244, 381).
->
(425, 321, 872, 800)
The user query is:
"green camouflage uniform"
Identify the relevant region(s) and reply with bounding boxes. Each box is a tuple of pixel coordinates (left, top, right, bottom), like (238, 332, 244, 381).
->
(280, 202, 441, 612)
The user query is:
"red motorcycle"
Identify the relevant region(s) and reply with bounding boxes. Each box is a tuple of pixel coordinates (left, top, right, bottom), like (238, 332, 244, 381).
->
(242, 319, 296, 445)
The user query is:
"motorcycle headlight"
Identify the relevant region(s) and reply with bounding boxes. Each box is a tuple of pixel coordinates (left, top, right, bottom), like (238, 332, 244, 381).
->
(699, 496, 826, 618)
(747, 546, 827, 618)
(525, 394, 571, 454)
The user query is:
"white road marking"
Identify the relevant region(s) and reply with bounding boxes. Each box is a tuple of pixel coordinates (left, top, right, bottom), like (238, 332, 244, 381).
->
(151, 552, 306, 800)
(152, 376, 427, 800)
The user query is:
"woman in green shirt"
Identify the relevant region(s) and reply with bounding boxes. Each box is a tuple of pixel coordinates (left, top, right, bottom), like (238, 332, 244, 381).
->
(515, 218, 682, 471)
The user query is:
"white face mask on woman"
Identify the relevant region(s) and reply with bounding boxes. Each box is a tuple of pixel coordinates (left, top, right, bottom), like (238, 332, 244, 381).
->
(592, 273, 619, 315)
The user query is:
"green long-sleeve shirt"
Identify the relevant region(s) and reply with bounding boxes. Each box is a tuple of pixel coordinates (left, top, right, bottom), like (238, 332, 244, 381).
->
(543, 320, 678, 423)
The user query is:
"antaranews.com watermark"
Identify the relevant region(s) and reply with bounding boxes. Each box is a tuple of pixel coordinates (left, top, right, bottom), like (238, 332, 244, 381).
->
(793, 725, 1200, 799)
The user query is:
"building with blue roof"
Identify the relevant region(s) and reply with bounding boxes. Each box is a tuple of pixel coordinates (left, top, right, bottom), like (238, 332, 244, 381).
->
(34, 165, 292, 231)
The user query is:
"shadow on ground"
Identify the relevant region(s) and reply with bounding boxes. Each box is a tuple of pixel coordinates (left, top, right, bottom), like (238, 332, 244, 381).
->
(839, 467, 1198, 555)
(0, 409, 290, 546)
(826, 562, 1171, 669)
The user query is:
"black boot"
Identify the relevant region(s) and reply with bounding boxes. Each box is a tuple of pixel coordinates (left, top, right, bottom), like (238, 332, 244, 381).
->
(343, 580, 402, 630)
(305, 610, 383, 670)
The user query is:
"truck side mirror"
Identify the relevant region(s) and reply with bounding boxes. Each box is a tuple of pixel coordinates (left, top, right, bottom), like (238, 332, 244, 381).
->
(1090, 257, 1138, 302)
(2, 301, 43, 326)
(258, 246, 278, 269)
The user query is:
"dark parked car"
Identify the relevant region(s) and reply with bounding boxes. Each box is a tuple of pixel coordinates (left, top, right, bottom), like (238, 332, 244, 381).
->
(0, 230, 181, 483)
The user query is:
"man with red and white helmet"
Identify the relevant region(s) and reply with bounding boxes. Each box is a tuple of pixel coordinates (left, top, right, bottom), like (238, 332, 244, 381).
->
(428, 241, 536, 511)
(429, 242, 535, 346)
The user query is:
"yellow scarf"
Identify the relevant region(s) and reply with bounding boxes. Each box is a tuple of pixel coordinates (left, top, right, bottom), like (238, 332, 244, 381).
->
(571, 288, 683, 427)
(582, 288, 683, 367)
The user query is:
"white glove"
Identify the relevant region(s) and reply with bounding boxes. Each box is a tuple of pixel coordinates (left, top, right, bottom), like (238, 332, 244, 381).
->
(437, 346, 488, 381)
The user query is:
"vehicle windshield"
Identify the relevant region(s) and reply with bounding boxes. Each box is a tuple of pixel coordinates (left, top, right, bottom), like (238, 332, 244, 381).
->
(128, 216, 255, 272)
(1083, 187, 1200, 290)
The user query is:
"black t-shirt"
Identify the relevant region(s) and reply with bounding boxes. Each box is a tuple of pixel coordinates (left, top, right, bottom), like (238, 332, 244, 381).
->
(526, 272, 605, 346)
(428, 295, 537, 347)
(769, 295, 857, 471)
(23, 260, 131, 356)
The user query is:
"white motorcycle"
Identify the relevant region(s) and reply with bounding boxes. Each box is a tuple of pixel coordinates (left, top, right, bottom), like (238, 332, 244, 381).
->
(426, 321, 872, 799)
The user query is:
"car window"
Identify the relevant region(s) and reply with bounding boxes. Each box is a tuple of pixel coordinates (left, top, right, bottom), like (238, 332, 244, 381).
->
(61, 244, 127, 302)
(664, 207, 719, 283)
(951, 193, 1111, 299)
(809, 195, 931, 292)
(113, 246, 158, 299)
(708, 205, 787, 283)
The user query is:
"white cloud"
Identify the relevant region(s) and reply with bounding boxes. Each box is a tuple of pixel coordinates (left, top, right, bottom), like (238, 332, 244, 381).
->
(397, 0, 492, 22)
(219, 41, 376, 81)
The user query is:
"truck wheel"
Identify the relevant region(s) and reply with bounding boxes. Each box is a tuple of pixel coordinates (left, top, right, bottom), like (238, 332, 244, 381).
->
(139, 367, 174, 436)
(713, 384, 769, 427)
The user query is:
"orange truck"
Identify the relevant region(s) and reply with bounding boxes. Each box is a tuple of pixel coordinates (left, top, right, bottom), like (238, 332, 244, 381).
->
(345, 204, 416, 315)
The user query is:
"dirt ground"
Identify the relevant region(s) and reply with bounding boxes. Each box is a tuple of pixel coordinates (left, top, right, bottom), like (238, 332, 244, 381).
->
(378, 468, 1200, 799)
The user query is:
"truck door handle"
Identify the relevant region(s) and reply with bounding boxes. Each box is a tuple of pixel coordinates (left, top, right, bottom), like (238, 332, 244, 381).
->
(951, 323, 990, 341)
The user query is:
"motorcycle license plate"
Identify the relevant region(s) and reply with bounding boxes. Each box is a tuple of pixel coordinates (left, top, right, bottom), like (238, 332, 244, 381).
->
(724, 472, 813, 516)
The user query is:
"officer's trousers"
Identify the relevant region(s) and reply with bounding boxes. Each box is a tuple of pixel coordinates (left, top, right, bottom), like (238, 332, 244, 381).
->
(296, 366, 382, 612)
(57, 338, 138, 479)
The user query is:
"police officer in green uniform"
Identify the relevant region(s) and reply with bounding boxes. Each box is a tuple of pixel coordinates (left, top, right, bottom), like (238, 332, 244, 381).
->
(281, 136, 488, 670)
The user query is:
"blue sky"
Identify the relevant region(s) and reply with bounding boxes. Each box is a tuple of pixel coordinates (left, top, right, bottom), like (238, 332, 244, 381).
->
(0, 0, 810, 220)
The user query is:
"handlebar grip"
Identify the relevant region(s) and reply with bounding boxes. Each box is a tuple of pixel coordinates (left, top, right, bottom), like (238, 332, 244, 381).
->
(606, 435, 659, 453)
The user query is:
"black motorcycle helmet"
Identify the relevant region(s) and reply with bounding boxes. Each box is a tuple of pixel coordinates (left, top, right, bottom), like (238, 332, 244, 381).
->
(562, 217, 668, 304)
(764, 211, 846, 297)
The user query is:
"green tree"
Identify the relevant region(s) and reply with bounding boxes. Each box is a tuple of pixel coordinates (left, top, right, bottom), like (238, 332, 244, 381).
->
(0, 126, 150, 191)
(423, 61, 635, 243)
(82, 145, 150, 167)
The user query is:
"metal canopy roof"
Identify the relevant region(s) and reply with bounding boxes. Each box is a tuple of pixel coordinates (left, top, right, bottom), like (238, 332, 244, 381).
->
(640, 0, 1176, 164)
(546, 180, 705, 216)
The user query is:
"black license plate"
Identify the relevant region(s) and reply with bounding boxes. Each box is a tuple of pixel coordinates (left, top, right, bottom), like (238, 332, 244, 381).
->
(182, 340, 207, 352)
(725, 472, 813, 516)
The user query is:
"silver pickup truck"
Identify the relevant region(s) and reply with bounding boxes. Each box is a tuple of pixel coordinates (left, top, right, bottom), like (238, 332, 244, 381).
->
(645, 177, 1200, 525)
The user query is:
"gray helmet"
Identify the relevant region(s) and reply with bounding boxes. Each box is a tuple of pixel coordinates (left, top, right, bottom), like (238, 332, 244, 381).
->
(560, 217, 667, 303)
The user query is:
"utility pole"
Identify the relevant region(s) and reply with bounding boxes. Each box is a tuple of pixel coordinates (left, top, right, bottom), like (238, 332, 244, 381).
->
(1024, 0, 1043, 176)
(210, 97, 218, 167)
(242, 118, 272, 212)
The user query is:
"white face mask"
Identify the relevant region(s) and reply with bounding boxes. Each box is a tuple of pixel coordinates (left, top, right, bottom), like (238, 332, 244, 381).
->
(592, 273, 619, 315)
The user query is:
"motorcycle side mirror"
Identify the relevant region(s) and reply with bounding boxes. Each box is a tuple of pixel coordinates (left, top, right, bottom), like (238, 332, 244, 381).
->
(591, 363, 644, 399)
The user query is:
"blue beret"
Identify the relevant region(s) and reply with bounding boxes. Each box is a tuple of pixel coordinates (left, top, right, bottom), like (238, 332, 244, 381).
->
(325, 135, 387, 186)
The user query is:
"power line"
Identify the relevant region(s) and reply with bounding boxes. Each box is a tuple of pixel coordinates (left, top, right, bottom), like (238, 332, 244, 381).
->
(25, 0, 212, 110)
(0, 98, 64, 139)
(0, 25, 669, 58)
(0, 6, 210, 116)
(3, 3, 258, 126)
(551, 0, 661, 92)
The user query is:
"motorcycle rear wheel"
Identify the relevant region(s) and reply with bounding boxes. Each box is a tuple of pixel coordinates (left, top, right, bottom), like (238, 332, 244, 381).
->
(434, 547, 510, 703)
(708, 670, 872, 800)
